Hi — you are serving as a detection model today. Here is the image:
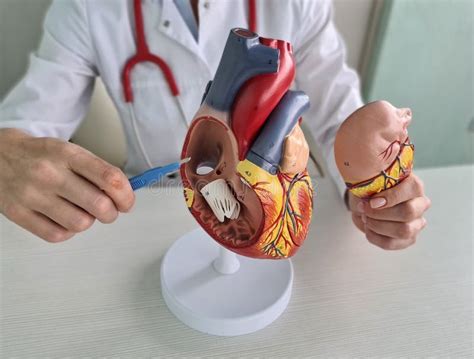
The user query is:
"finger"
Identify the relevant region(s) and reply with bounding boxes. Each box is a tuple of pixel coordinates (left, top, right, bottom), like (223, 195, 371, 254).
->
(348, 192, 365, 213)
(368, 174, 425, 209)
(2, 203, 74, 243)
(58, 172, 119, 224)
(363, 196, 431, 222)
(31, 194, 95, 233)
(365, 216, 427, 239)
(67, 150, 135, 212)
(351, 212, 365, 233)
(365, 228, 416, 250)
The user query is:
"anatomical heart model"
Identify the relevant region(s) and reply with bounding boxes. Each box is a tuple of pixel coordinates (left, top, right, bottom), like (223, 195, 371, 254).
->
(180, 28, 313, 259)
(334, 100, 415, 199)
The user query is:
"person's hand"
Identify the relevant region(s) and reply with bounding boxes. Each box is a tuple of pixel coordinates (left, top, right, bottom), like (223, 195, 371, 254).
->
(348, 173, 431, 250)
(0, 128, 135, 242)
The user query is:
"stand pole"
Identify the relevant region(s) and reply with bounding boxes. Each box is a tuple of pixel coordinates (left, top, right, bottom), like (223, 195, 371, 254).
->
(161, 228, 293, 335)
(213, 246, 240, 274)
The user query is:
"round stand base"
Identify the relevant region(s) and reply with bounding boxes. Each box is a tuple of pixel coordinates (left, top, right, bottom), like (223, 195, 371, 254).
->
(160, 228, 293, 336)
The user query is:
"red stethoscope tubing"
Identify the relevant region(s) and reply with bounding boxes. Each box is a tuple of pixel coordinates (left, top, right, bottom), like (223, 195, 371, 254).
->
(122, 0, 257, 103)
(248, 0, 256, 35)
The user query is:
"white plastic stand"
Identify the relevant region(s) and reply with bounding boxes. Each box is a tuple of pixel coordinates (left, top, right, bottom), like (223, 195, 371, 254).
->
(160, 227, 294, 336)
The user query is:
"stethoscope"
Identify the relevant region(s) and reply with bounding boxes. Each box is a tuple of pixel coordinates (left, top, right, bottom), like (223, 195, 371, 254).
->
(122, 0, 257, 168)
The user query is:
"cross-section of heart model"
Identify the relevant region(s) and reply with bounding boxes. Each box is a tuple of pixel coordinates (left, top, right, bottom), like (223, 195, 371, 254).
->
(180, 28, 314, 259)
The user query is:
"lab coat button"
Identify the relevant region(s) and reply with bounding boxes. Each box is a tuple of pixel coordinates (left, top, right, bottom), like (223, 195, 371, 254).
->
(163, 20, 170, 28)
(203, 2, 210, 9)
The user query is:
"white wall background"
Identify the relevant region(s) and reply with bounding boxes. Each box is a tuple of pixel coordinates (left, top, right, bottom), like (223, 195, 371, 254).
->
(0, 0, 375, 165)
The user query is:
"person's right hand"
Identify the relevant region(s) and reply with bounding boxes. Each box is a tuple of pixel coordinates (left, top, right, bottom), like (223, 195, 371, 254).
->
(0, 128, 135, 243)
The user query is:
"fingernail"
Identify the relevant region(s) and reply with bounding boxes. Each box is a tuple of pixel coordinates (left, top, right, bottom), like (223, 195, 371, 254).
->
(370, 197, 387, 209)
(361, 215, 367, 224)
(357, 202, 365, 213)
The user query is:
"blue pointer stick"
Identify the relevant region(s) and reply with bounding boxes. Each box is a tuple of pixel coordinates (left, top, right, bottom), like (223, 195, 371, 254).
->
(128, 157, 191, 191)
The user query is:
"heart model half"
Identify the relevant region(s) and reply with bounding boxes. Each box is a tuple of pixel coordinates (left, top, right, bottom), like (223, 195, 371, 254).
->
(180, 28, 313, 259)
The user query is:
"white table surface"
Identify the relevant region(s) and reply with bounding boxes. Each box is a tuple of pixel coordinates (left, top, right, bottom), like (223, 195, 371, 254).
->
(1, 165, 472, 358)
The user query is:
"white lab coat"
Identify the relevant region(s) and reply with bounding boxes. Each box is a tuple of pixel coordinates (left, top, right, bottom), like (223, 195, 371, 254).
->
(0, 0, 363, 195)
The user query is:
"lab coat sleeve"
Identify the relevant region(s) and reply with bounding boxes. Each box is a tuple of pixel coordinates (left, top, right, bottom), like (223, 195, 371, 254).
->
(0, 0, 97, 139)
(293, 0, 364, 198)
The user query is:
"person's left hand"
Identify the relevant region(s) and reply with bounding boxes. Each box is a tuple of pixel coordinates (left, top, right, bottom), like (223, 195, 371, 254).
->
(348, 173, 431, 250)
